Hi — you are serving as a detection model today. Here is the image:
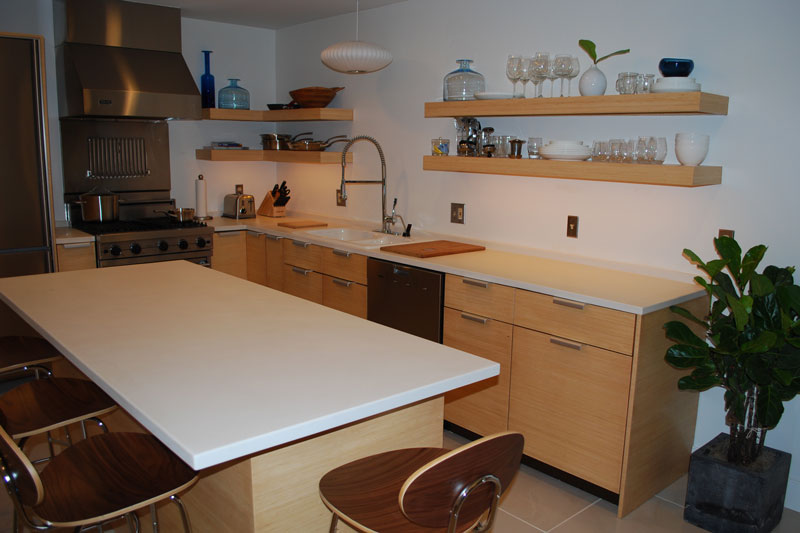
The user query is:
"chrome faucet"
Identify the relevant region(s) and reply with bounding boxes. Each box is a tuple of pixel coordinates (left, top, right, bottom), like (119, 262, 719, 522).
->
(340, 135, 401, 234)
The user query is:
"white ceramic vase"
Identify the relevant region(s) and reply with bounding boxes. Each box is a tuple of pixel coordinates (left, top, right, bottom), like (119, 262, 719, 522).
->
(579, 64, 607, 96)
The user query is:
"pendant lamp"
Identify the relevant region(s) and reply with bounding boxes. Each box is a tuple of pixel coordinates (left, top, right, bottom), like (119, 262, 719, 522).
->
(321, 0, 392, 74)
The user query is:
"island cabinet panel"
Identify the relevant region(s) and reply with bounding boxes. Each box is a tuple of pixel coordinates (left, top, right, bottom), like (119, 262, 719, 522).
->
(322, 275, 367, 319)
(264, 234, 284, 291)
(282, 264, 323, 304)
(212, 231, 247, 279)
(443, 307, 512, 436)
(444, 274, 515, 324)
(246, 231, 267, 286)
(56, 242, 96, 271)
(514, 290, 636, 355)
(509, 326, 632, 492)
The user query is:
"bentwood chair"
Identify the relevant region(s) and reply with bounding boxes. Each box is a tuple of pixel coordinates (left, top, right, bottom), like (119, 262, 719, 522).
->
(0, 336, 61, 380)
(0, 421, 197, 532)
(319, 431, 524, 533)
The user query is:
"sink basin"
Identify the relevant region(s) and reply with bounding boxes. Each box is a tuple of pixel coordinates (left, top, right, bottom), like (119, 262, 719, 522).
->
(304, 227, 418, 249)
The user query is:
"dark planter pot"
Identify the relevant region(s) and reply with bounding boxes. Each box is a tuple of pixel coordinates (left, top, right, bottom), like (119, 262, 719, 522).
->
(685, 433, 791, 533)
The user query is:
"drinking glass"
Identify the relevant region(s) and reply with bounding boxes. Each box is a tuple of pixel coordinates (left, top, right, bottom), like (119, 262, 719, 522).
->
(506, 55, 522, 98)
(655, 137, 668, 163)
(546, 58, 559, 97)
(527, 137, 543, 159)
(646, 137, 658, 163)
(566, 56, 580, 97)
(553, 55, 572, 97)
(518, 57, 533, 97)
(531, 53, 550, 98)
(608, 139, 624, 162)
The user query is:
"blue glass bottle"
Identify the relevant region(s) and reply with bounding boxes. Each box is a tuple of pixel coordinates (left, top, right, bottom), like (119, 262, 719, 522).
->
(218, 79, 250, 110)
(201, 50, 215, 108)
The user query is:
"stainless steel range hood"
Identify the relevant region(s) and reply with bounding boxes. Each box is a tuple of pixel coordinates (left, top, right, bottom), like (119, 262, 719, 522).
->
(59, 0, 201, 120)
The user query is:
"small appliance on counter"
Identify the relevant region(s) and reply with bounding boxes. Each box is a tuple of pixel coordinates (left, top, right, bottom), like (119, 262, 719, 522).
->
(223, 184, 255, 219)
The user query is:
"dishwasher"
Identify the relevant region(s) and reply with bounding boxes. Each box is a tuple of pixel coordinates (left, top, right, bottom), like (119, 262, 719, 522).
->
(367, 258, 444, 343)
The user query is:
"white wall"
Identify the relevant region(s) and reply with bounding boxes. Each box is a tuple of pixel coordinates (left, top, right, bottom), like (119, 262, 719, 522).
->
(271, 0, 800, 510)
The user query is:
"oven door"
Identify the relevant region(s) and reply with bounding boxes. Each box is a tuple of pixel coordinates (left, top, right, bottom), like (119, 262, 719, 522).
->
(97, 250, 211, 268)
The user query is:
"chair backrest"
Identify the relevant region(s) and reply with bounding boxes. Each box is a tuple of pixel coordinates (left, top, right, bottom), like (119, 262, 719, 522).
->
(399, 432, 524, 529)
(0, 415, 44, 507)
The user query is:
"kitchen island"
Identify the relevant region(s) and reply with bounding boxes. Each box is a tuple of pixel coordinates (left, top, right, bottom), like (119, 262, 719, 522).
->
(0, 261, 498, 531)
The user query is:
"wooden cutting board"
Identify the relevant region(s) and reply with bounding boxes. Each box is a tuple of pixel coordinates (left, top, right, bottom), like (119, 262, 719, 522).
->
(277, 219, 328, 229)
(379, 240, 485, 258)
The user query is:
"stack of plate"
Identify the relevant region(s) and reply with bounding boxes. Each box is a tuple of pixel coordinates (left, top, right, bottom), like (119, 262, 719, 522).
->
(539, 140, 591, 161)
(651, 77, 701, 93)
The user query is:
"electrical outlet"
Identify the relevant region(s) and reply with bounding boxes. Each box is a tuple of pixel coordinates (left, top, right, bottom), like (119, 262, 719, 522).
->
(567, 215, 579, 238)
(336, 189, 346, 207)
(719, 228, 735, 239)
(450, 203, 465, 224)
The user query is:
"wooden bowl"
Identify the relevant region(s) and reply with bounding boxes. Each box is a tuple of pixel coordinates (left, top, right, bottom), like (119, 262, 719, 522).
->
(288, 87, 344, 108)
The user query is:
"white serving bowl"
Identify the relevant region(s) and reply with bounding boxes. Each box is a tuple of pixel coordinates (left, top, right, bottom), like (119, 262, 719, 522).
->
(674, 133, 709, 166)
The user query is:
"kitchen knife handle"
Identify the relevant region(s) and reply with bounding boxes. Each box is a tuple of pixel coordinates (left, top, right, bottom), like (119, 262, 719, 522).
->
(460, 312, 489, 325)
(549, 338, 582, 351)
(291, 240, 310, 248)
(291, 266, 312, 276)
(265, 234, 283, 241)
(462, 278, 489, 289)
(332, 249, 351, 258)
(332, 277, 353, 288)
(552, 297, 585, 310)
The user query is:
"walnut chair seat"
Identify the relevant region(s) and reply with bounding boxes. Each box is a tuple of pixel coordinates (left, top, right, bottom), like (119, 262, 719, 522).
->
(0, 336, 61, 378)
(319, 432, 524, 533)
(0, 426, 197, 530)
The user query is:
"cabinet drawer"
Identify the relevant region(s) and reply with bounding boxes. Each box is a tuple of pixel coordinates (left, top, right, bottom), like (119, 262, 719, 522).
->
(282, 264, 323, 304)
(514, 289, 636, 355)
(444, 274, 514, 323)
(212, 231, 247, 279)
(246, 231, 267, 286)
(443, 307, 512, 436)
(282, 238, 322, 271)
(509, 326, 632, 492)
(322, 248, 367, 285)
(56, 242, 96, 271)
(322, 275, 367, 319)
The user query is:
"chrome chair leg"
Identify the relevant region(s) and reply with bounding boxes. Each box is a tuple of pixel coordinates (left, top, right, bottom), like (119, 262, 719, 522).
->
(150, 503, 159, 533)
(126, 512, 140, 533)
(171, 494, 192, 533)
(329, 514, 339, 533)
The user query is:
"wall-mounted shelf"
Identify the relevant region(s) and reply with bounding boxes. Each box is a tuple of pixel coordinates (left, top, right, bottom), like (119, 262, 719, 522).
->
(196, 149, 352, 164)
(422, 156, 721, 187)
(202, 108, 354, 122)
(424, 92, 728, 118)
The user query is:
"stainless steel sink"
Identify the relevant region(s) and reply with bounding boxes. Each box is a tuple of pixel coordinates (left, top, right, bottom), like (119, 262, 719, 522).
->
(303, 227, 418, 249)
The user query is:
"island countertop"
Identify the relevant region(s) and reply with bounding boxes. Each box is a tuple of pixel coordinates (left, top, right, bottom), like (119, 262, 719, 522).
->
(0, 261, 498, 470)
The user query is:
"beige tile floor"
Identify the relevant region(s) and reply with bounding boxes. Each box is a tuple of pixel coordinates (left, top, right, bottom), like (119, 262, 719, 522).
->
(1, 430, 798, 532)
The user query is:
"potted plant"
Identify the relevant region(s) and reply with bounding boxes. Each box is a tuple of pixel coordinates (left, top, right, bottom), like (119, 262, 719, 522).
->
(577, 39, 630, 96)
(664, 235, 800, 532)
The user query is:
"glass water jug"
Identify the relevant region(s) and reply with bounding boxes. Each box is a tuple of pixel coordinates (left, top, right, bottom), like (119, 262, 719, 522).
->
(443, 59, 486, 101)
(218, 79, 250, 110)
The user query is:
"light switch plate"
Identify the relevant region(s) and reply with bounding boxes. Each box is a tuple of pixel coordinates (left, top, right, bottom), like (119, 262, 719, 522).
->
(719, 228, 735, 239)
(451, 203, 465, 224)
(567, 215, 579, 238)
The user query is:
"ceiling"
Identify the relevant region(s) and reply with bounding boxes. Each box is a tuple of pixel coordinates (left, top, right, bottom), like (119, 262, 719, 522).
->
(128, 0, 408, 30)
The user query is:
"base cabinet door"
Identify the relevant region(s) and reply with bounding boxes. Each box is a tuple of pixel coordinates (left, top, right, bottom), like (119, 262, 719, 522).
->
(212, 231, 247, 279)
(56, 242, 96, 271)
(282, 264, 323, 304)
(509, 326, 632, 493)
(443, 307, 512, 436)
(246, 231, 267, 285)
(265, 235, 284, 291)
(322, 275, 367, 318)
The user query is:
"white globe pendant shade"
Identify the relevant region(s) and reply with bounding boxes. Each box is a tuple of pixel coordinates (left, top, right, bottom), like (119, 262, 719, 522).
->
(321, 40, 392, 74)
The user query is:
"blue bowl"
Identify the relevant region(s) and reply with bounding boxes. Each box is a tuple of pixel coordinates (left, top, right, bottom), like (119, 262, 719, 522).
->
(659, 58, 694, 77)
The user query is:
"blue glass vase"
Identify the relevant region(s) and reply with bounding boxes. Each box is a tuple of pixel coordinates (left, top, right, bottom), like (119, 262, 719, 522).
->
(218, 79, 250, 110)
(200, 50, 215, 108)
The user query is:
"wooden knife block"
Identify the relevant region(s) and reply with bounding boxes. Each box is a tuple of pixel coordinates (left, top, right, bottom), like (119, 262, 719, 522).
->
(258, 192, 286, 217)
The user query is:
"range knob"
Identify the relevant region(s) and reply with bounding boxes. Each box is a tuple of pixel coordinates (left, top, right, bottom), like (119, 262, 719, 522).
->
(158, 240, 169, 251)
(109, 245, 122, 257)
(178, 239, 189, 250)
(130, 243, 142, 255)
(196, 236, 207, 248)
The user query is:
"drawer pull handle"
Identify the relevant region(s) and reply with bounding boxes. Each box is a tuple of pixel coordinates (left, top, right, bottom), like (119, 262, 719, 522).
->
(552, 297, 585, 310)
(292, 240, 310, 248)
(62, 242, 92, 249)
(332, 278, 353, 288)
(332, 249, 351, 258)
(265, 234, 283, 241)
(217, 231, 239, 238)
(247, 230, 262, 237)
(292, 266, 312, 276)
(462, 278, 489, 289)
(460, 312, 489, 325)
(550, 338, 582, 351)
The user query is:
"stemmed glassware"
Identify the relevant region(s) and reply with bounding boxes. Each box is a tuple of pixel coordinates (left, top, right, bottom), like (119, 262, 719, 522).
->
(518, 57, 532, 97)
(546, 58, 559, 97)
(566, 56, 580, 97)
(506, 55, 522, 98)
(531, 53, 550, 98)
(553, 55, 572, 97)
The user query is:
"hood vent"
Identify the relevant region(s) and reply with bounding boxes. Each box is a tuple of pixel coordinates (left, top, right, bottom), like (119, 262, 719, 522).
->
(59, 0, 200, 120)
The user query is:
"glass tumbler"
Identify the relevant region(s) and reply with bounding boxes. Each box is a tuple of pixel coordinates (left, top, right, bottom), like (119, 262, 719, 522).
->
(636, 74, 655, 94)
(527, 137, 543, 159)
(616, 72, 638, 95)
(431, 138, 450, 156)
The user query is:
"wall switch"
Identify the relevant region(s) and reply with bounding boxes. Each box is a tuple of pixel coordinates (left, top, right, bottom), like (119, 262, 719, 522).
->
(336, 189, 346, 207)
(567, 215, 579, 238)
(450, 203, 465, 224)
(719, 228, 735, 239)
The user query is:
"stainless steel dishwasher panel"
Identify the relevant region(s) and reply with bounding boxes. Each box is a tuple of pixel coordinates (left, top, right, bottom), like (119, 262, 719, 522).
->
(367, 258, 444, 343)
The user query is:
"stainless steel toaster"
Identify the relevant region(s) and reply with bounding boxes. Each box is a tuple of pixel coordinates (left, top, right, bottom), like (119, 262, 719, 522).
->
(223, 189, 256, 219)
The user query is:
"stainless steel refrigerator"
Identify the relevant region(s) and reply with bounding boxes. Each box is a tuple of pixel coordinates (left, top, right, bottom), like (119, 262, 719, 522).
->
(0, 33, 56, 277)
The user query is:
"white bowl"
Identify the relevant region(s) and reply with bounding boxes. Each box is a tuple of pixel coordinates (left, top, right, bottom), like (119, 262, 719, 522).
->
(655, 77, 697, 88)
(674, 133, 709, 166)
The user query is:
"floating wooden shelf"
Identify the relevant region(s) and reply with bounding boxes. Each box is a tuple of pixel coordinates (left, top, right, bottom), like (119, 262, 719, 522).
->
(424, 92, 728, 118)
(422, 156, 721, 187)
(202, 108, 353, 122)
(196, 149, 352, 164)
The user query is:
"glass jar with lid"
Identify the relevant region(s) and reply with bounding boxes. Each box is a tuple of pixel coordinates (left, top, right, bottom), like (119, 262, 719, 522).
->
(443, 59, 486, 101)
(218, 78, 250, 110)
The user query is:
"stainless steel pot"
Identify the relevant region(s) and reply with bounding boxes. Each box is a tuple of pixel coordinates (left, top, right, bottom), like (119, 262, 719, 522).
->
(288, 135, 349, 151)
(260, 131, 312, 150)
(79, 191, 119, 222)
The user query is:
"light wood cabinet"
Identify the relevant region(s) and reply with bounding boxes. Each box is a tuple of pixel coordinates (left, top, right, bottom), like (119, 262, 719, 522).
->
(56, 242, 96, 271)
(444, 274, 515, 323)
(322, 275, 367, 318)
(212, 231, 247, 279)
(246, 231, 267, 286)
(265, 234, 284, 291)
(282, 264, 323, 304)
(283, 238, 323, 271)
(322, 248, 367, 285)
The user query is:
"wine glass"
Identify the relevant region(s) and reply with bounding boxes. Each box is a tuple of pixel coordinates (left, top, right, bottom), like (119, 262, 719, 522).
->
(518, 57, 532, 97)
(506, 55, 522, 98)
(546, 57, 559, 97)
(553, 55, 572, 97)
(566, 56, 580, 97)
(531, 52, 550, 98)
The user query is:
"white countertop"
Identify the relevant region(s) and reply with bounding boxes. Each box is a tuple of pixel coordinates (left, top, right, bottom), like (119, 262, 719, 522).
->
(0, 262, 498, 470)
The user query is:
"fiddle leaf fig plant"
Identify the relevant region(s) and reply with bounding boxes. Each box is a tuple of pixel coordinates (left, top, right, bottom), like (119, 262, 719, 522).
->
(664, 236, 800, 465)
(578, 39, 630, 64)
